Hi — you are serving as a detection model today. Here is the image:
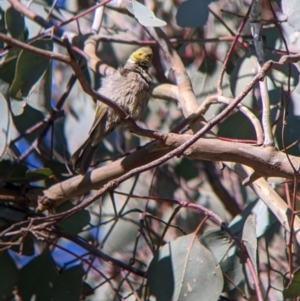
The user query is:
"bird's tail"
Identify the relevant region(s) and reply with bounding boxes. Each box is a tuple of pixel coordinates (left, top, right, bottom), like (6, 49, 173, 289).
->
(71, 138, 97, 175)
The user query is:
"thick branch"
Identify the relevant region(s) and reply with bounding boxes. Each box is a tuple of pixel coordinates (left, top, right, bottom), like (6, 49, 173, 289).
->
(37, 135, 300, 210)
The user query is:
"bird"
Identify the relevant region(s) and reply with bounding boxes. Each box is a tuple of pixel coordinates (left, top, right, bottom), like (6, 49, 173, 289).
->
(71, 46, 153, 174)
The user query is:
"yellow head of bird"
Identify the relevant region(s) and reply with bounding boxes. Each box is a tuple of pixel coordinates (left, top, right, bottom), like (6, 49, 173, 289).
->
(127, 46, 153, 68)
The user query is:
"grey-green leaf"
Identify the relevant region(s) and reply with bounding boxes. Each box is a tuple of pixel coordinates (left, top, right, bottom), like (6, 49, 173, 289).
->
(10, 38, 53, 100)
(0, 251, 18, 299)
(50, 265, 85, 301)
(242, 214, 257, 288)
(0, 93, 11, 160)
(283, 267, 300, 298)
(5, 6, 25, 39)
(147, 234, 223, 301)
(25, 168, 53, 181)
(176, 0, 213, 28)
(57, 201, 90, 235)
(17, 249, 59, 301)
(126, 0, 166, 27)
(26, 65, 52, 113)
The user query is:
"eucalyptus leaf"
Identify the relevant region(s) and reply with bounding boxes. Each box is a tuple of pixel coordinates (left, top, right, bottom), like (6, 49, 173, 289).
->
(147, 234, 223, 301)
(283, 267, 300, 298)
(25, 168, 53, 181)
(0, 93, 11, 160)
(57, 201, 90, 235)
(50, 265, 85, 301)
(242, 214, 257, 289)
(10, 39, 53, 100)
(26, 65, 52, 113)
(17, 249, 59, 301)
(125, 0, 166, 27)
(0, 251, 18, 300)
(176, 0, 215, 27)
(5, 6, 25, 39)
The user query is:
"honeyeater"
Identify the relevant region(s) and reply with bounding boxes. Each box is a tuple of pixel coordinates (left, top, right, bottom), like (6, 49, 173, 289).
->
(71, 46, 153, 174)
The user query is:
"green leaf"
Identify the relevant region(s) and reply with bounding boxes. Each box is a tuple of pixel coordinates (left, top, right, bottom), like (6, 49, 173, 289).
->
(242, 214, 257, 289)
(10, 98, 25, 116)
(13, 103, 44, 143)
(50, 265, 85, 301)
(201, 229, 245, 290)
(17, 249, 59, 301)
(147, 234, 223, 301)
(190, 56, 232, 121)
(0, 93, 11, 160)
(0, 160, 28, 180)
(230, 51, 299, 108)
(11, 233, 35, 256)
(229, 199, 276, 238)
(10, 38, 53, 100)
(17, 248, 85, 301)
(174, 157, 198, 181)
(0, 204, 27, 222)
(0, 7, 7, 48)
(26, 65, 52, 113)
(217, 111, 256, 141)
(125, 0, 166, 27)
(82, 282, 94, 298)
(25, 168, 53, 181)
(0, 57, 17, 87)
(176, 0, 214, 27)
(57, 201, 90, 235)
(5, 6, 25, 39)
(201, 229, 234, 262)
(283, 267, 300, 298)
(220, 248, 244, 291)
(0, 251, 19, 299)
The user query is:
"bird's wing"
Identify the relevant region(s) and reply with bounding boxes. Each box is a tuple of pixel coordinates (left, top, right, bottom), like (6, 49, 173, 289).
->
(89, 104, 107, 133)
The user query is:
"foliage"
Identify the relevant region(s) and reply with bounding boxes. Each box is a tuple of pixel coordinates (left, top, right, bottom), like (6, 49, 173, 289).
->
(0, 0, 300, 300)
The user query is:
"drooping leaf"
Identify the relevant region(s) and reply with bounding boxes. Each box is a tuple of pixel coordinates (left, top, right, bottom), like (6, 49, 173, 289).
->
(0, 251, 18, 299)
(5, 6, 25, 39)
(174, 157, 198, 181)
(0, 93, 11, 160)
(125, 0, 166, 27)
(25, 168, 53, 181)
(17, 249, 85, 301)
(26, 65, 52, 113)
(13, 103, 44, 143)
(0, 55, 18, 86)
(11, 233, 35, 256)
(147, 234, 223, 301)
(230, 51, 299, 108)
(82, 281, 94, 298)
(10, 38, 53, 100)
(0, 204, 27, 223)
(57, 201, 90, 235)
(0, 160, 28, 180)
(50, 265, 85, 301)
(201, 229, 245, 290)
(229, 199, 276, 239)
(283, 267, 300, 298)
(176, 0, 215, 27)
(201, 229, 234, 262)
(0, 7, 7, 48)
(17, 249, 59, 301)
(242, 214, 257, 289)
(189, 56, 232, 121)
